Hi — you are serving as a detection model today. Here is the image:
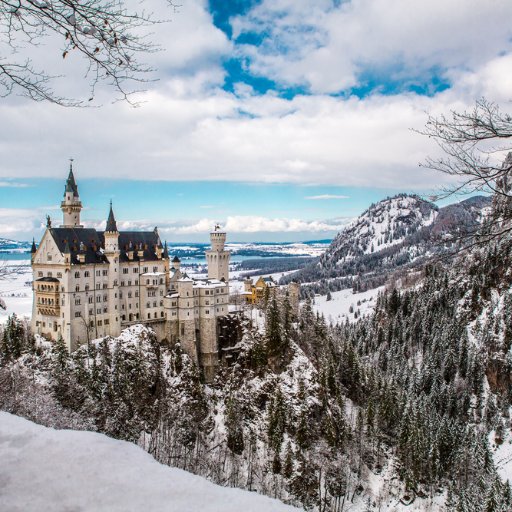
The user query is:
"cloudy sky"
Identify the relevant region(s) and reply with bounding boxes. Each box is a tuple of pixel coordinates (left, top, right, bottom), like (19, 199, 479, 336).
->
(1, 0, 512, 242)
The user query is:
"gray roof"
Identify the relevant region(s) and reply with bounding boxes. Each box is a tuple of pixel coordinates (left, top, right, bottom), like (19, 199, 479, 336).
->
(64, 167, 79, 198)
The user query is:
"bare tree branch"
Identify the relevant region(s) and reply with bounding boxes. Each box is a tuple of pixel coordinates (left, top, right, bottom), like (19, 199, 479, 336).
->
(417, 98, 512, 250)
(0, 0, 179, 105)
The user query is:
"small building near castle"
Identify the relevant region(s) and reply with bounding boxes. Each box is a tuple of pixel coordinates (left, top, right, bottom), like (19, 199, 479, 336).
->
(31, 165, 230, 380)
(242, 276, 300, 315)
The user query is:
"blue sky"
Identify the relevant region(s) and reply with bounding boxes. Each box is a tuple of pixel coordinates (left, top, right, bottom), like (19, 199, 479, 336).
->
(1, 0, 512, 242)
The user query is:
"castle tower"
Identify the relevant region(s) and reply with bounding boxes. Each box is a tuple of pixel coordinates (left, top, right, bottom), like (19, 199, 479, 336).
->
(205, 225, 230, 282)
(104, 201, 119, 253)
(60, 162, 83, 228)
(103, 201, 121, 337)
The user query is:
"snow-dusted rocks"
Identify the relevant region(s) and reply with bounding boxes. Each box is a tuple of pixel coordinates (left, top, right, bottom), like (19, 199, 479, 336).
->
(0, 412, 301, 512)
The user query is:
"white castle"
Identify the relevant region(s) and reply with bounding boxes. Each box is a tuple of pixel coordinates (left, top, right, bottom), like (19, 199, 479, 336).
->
(31, 166, 230, 380)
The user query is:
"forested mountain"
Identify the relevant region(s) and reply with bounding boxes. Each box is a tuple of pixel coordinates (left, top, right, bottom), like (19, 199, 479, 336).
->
(282, 194, 491, 295)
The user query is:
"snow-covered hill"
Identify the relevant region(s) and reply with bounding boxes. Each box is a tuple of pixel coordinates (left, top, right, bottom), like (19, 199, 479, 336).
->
(326, 194, 437, 262)
(0, 411, 300, 512)
(283, 194, 491, 293)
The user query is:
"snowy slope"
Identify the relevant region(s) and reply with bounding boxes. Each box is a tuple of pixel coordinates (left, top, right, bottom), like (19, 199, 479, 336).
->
(324, 194, 437, 264)
(0, 412, 301, 512)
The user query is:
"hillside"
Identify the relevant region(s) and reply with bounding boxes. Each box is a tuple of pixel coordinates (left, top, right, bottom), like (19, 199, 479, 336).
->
(282, 194, 491, 294)
(0, 412, 300, 512)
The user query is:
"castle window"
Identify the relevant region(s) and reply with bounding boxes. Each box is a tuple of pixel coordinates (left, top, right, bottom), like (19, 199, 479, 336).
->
(147, 313, 151, 319)
(74, 312, 81, 317)
(146, 279, 150, 285)
(96, 270, 100, 277)
(89, 320, 94, 327)
(122, 315, 126, 321)
(104, 319, 109, 325)
(160, 300, 163, 307)
(114, 280, 118, 286)
(161, 311, 164, 317)
(128, 280, 132, 286)
(103, 284, 107, 289)
(57, 272, 62, 278)
(121, 304, 125, 310)
(128, 292, 132, 298)
(160, 290, 163, 296)
(135, 291, 139, 297)
(143, 267, 148, 273)
(97, 308, 101, 314)
(97, 320, 102, 326)
(89, 309, 93, 316)
(84, 271, 90, 277)
(88, 297, 93, 304)
(123, 268, 128, 274)
(181, 325, 184, 335)
(47, 255, 52, 261)
(206, 310, 209, 314)
(153, 301, 157, 307)
(96, 284, 100, 290)
(75, 285, 80, 292)
(135, 280, 138, 285)
(103, 295, 107, 301)
(121, 281, 125, 287)
(146, 302, 150, 308)
(154, 312, 157, 318)
(75, 298, 80, 305)
(205, 290, 209, 296)
(103, 307, 107, 313)
(75, 272, 80, 278)
(38, 271, 43, 277)
(205, 300, 209, 306)
(103, 270, 108, 276)
(133, 268, 138, 273)
(128, 304, 132, 309)
(85, 284, 89, 291)
(153, 267, 157, 272)
(96, 296, 101, 303)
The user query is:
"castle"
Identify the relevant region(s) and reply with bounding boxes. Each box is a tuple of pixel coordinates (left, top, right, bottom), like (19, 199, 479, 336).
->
(31, 166, 230, 380)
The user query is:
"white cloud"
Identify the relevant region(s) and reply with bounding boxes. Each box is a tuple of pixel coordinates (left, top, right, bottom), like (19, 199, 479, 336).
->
(0, 182, 29, 188)
(85, 215, 351, 236)
(305, 195, 350, 200)
(232, 0, 512, 94)
(0, 0, 511, 196)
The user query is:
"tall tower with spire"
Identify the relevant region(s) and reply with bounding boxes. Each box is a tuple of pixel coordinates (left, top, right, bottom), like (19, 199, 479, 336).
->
(104, 201, 119, 253)
(60, 161, 83, 228)
(205, 224, 230, 282)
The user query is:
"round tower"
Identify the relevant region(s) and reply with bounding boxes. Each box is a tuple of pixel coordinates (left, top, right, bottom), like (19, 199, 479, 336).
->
(205, 224, 230, 282)
(60, 161, 83, 228)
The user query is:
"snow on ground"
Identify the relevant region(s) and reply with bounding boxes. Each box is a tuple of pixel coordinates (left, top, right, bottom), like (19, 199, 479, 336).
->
(312, 286, 385, 324)
(0, 261, 32, 324)
(491, 429, 512, 484)
(0, 412, 301, 512)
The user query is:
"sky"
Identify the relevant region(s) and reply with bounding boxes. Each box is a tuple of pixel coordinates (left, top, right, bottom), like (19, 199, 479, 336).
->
(1, 0, 512, 242)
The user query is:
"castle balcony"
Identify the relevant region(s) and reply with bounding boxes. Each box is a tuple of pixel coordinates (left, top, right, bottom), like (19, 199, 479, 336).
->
(35, 277, 61, 317)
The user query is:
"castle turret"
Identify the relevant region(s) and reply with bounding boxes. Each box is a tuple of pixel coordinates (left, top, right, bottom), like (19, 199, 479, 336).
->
(30, 238, 37, 263)
(60, 162, 83, 228)
(103, 201, 121, 338)
(205, 224, 230, 282)
(104, 201, 119, 253)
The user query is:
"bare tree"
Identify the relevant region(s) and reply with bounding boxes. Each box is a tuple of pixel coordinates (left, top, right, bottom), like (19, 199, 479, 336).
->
(419, 98, 512, 243)
(0, 0, 178, 105)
